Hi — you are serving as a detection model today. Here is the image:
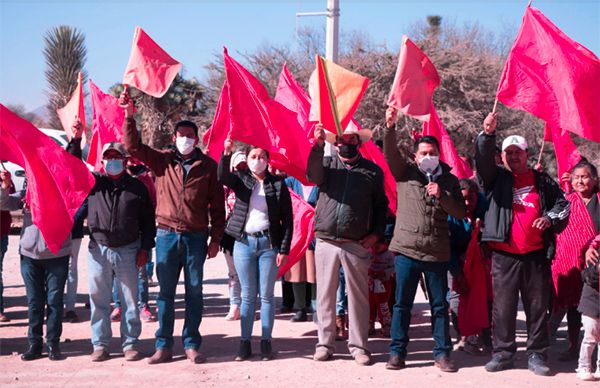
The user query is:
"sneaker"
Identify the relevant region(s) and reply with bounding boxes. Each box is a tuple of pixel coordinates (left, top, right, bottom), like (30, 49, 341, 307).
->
(576, 369, 595, 381)
(594, 368, 600, 379)
(110, 307, 121, 322)
(225, 305, 240, 321)
(528, 353, 551, 376)
(485, 355, 514, 372)
(64, 310, 78, 323)
(139, 305, 156, 322)
(0, 313, 10, 322)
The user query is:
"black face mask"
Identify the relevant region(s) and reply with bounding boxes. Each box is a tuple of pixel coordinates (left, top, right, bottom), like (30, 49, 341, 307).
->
(338, 143, 359, 159)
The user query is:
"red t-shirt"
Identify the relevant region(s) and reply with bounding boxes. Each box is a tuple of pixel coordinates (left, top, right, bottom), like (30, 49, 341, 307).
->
(489, 170, 544, 254)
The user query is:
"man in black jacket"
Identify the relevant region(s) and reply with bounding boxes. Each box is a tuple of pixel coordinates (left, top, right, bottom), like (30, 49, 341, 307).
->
(476, 112, 570, 376)
(69, 131, 156, 363)
(307, 122, 388, 366)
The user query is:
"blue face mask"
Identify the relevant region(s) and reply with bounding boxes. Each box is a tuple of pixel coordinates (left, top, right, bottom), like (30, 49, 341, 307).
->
(104, 159, 124, 176)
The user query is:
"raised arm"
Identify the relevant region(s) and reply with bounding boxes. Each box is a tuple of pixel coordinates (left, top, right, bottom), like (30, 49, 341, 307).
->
(217, 139, 241, 190)
(475, 112, 500, 192)
(383, 107, 408, 181)
(306, 124, 327, 186)
(119, 90, 167, 173)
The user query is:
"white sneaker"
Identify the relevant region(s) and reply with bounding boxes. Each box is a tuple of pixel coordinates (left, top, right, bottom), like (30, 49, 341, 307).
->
(594, 368, 600, 380)
(576, 369, 595, 381)
(225, 306, 240, 321)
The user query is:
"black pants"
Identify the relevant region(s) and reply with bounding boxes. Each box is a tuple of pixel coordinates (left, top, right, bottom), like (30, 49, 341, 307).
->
(491, 250, 551, 359)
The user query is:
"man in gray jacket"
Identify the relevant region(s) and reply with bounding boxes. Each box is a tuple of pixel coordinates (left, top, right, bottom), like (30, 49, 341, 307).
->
(0, 173, 71, 362)
(383, 107, 466, 373)
(307, 122, 388, 366)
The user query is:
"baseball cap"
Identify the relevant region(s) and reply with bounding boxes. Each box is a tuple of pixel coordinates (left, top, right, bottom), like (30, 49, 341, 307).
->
(101, 142, 129, 157)
(501, 135, 528, 151)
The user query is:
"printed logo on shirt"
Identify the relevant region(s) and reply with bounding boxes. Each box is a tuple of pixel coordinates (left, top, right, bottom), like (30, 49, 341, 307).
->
(513, 185, 535, 208)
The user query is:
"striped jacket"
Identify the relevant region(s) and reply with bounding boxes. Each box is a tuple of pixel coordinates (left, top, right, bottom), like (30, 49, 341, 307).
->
(475, 132, 570, 259)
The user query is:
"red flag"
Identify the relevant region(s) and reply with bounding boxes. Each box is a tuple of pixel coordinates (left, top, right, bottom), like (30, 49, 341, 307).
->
(274, 64, 315, 140)
(277, 189, 315, 278)
(422, 103, 474, 179)
(458, 224, 489, 337)
(220, 48, 312, 184)
(497, 6, 600, 143)
(203, 81, 231, 162)
(122, 27, 181, 98)
(88, 80, 125, 170)
(356, 125, 397, 215)
(57, 71, 86, 146)
(387, 36, 440, 121)
(309, 55, 369, 136)
(0, 104, 95, 253)
(545, 124, 582, 184)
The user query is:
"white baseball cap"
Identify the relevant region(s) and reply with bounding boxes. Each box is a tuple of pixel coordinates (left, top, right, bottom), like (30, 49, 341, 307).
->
(501, 135, 528, 151)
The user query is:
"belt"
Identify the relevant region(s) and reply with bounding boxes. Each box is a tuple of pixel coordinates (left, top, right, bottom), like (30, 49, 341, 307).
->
(245, 229, 269, 238)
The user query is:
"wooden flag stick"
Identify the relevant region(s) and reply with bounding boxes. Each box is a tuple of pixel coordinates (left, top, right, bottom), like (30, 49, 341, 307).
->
(492, 98, 498, 113)
(537, 136, 546, 165)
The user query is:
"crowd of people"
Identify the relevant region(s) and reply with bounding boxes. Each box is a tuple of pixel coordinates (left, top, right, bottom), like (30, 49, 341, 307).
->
(0, 91, 599, 382)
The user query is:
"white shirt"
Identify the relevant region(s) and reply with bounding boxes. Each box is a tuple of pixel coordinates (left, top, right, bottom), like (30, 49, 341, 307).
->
(244, 180, 270, 234)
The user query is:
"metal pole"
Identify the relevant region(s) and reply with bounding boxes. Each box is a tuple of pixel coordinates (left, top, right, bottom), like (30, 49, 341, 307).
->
(326, 0, 340, 62)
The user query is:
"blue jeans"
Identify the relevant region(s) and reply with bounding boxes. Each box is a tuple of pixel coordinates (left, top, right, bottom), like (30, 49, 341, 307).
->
(0, 234, 8, 313)
(390, 254, 452, 360)
(155, 229, 207, 350)
(20, 255, 69, 346)
(336, 266, 348, 315)
(88, 240, 141, 351)
(113, 259, 150, 308)
(233, 235, 278, 341)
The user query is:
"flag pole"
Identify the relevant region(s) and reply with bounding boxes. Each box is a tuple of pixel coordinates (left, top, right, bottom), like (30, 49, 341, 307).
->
(492, 98, 498, 113)
(537, 137, 546, 165)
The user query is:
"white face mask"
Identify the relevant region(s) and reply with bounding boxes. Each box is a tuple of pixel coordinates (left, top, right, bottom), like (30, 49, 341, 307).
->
(176, 136, 196, 155)
(418, 155, 440, 174)
(248, 158, 268, 174)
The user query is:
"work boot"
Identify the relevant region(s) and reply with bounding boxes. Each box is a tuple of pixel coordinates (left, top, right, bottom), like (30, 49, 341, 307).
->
(235, 340, 252, 361)
(147, 348, 173, 364)
(47, 343, 64, 361)
(260, 339, 273, 360)
(21, 344, 43, 361)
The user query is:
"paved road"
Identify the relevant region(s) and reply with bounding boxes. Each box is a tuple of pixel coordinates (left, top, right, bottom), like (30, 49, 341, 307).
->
(0, 236, 581, 387)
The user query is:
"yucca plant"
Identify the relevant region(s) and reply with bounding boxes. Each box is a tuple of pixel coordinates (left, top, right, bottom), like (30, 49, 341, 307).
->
(43, 25, 87, 129)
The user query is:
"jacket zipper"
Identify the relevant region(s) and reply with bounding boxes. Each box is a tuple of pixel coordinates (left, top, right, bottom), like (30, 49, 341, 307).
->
(336, 162, 350, 238)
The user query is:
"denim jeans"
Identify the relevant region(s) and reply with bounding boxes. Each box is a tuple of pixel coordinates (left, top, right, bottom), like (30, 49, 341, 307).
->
(113, 263, 150, 308)
(64, 238, 82, 311)
(336, 266, 348, 315)
(155, 229, 207, 350)
(20, 255, 69, 346)
(88, 240, 141, 351)
(389, 254, 452, 360)
(0, 234, 8, 313)
(234, 235, 278, 341)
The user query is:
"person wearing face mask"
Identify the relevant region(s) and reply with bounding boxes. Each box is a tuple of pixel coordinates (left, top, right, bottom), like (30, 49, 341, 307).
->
(67, 139, 156, 362)
(476, 112, 570, 376)
(218, 140, 293, 361)
(120, 91, 225, 364)
(307, 121, 389, 366)
(383, 107, 466, 373)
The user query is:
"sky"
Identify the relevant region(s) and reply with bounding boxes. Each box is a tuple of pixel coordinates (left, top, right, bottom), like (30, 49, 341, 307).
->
(1, 0, 599, 113)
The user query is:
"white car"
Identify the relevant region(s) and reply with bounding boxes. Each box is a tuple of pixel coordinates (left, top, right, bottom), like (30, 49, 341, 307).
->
(1, 128, 70, 192)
